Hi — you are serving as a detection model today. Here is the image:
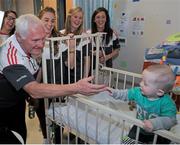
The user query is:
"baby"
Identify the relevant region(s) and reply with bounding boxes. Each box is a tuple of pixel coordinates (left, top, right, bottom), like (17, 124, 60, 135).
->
(111, 64, 177, 143)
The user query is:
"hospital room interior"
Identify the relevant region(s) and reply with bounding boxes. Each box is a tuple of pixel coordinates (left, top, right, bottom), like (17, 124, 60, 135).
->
(0, 0, 180, 144)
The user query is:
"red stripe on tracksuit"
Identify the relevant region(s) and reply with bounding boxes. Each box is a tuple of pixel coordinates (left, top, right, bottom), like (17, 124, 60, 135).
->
(14, 48, 17, 64)
(7, 41, 18, 65)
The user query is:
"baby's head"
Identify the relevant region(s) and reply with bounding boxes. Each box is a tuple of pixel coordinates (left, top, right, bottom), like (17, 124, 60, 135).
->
(140, 64, 175, 98)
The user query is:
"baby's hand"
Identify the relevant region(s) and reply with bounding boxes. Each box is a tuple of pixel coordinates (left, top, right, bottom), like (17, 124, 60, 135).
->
(143, 120, 153, 132)
(107, 87, 113, 95)
(107, 88, 119, 99)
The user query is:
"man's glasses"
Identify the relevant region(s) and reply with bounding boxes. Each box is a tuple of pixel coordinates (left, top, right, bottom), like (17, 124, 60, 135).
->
(6, 15, 16, 21)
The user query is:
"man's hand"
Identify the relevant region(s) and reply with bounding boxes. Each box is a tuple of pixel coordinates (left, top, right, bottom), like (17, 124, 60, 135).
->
(75, 76, 108, 96)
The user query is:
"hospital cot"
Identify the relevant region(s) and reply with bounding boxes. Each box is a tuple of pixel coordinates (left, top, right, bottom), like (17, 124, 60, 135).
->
(42, 33, 180, 144)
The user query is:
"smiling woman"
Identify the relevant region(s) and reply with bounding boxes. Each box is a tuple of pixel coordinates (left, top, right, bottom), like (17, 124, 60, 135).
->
(90, 7, 120, 68)
(38, 7, 57, 38)
(0, 10, 17, 44)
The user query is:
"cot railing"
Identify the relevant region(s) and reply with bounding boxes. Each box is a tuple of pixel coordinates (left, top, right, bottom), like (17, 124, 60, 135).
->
(42, 33, 180, 144)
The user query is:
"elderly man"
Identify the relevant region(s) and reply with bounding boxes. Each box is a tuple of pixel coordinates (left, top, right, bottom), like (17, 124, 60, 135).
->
(0, 14, 108, 143)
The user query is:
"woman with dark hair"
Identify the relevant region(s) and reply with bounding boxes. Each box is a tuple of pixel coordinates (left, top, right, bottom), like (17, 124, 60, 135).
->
(90, 7, 120, 68)
(0, 10, 17, 44)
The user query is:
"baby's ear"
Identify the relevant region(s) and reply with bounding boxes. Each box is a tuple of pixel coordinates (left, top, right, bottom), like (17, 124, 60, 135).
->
(157, 89, 165, 96)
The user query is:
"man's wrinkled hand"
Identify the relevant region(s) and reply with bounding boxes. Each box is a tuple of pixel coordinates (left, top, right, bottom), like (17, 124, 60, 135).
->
(76, 76, 108, 96)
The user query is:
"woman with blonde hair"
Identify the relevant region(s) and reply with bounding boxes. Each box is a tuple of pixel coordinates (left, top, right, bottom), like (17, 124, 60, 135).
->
(60, 6, 90, 84)
(59, 7, 90, 143)
(63, 6, 84, 35)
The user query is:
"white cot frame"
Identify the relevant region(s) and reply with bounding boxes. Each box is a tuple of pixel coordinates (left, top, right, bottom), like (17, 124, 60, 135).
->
(42, 33, 180, 144)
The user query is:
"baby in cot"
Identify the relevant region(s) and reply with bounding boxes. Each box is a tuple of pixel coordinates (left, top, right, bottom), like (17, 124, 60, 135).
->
(111, 64, 177, 144)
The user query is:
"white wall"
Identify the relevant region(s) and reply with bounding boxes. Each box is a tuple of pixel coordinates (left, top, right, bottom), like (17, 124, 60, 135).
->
(111, 0, 180, 73)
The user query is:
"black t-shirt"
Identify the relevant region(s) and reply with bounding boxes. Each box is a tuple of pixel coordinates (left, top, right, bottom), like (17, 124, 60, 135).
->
(92, 33, 120, 68)
(62, 44, 90, 83)
(0, 64, 35, 109)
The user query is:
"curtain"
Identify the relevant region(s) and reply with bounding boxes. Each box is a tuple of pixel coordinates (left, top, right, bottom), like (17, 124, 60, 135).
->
(0, 0, 16, 11)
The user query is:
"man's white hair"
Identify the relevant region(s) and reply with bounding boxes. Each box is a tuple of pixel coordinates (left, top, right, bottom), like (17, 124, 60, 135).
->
(15, 14, 43, 39)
